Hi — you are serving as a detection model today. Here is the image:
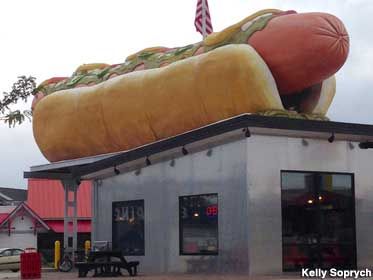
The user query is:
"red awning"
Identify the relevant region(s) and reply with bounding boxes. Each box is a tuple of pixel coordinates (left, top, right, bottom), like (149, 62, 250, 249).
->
(45, 220, 91, 233)
(0, 213, 9, 224)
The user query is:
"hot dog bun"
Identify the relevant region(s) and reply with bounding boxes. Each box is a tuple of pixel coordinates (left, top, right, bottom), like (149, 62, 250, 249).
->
(33, 45, 283, 162)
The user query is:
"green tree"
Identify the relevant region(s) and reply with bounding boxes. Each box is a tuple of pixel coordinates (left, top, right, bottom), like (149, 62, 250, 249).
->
(0, 76, 36, 127)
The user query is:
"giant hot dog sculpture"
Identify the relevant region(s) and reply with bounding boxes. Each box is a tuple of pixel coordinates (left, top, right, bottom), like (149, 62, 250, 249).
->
(32, 9, 349, 162)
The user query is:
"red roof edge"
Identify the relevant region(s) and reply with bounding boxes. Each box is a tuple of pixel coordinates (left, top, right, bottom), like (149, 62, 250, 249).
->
(0, 202, 50, 230)
(0, 213, 9, 225)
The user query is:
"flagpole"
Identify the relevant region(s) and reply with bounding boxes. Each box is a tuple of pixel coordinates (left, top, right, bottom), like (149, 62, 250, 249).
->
(202, 0, 207, 38)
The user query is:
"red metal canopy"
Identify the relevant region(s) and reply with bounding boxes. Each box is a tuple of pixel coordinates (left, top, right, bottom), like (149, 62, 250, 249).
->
(0, 213, 9, 224)
(44, 220, 91, 233)
(27, 179, 91, 219)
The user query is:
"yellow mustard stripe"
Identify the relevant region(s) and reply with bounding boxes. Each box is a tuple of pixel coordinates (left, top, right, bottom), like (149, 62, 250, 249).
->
(75, 63, 110, 74)
(204, 9, 282, 47)
(126, 46, 169, 61)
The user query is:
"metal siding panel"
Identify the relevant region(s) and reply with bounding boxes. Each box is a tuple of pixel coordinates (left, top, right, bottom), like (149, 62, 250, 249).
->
(95, 139, 249, 274)
(0, 233, 37, 249)
(91, 134, 371, 275)
(246, 136, 287, 275)
(246, 136, 360, 275)
(350, 147, 373, 269)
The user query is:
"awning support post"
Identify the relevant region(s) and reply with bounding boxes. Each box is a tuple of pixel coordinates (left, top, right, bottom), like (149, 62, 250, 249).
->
(61, 178, 80, 263)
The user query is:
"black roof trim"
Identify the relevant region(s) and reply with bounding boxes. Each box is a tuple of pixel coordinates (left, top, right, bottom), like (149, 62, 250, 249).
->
(0, 187, 27, 202)
(24, 114, 373, 180)
(23, 171, 74, 180)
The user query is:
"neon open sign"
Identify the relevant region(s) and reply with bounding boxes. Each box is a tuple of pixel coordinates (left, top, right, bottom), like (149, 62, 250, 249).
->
(206, 205, 218, 216)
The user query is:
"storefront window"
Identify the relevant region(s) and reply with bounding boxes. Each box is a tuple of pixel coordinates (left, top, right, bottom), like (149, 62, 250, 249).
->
(281, 171, 356, 271)
(179, 194, 218, 255)
(112, 200, 144, 256)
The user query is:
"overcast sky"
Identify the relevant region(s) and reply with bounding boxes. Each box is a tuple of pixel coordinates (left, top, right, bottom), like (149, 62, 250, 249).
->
(0, 0, 372, 188)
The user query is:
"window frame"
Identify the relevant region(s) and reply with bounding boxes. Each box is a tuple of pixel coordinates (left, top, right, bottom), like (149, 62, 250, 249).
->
(280, 170, 357, 271)
(112, 199, 145, 256)
(179, 193, 219, 256)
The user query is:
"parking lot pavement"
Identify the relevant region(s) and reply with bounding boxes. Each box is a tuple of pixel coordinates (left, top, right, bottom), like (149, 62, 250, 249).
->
(19, 272, 373, 280)
(30, 273, 268, 279)
(0, 271, 19, 279)
(3, 272, 373, 280)
(7, 271, 308, 280)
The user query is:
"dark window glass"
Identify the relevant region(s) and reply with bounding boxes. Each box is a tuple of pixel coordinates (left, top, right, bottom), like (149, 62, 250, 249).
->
(112, 200, 144, 256)
(1, 250, 12, 257)
(281, 172, 356, 271)
(179, 194, 218, 255)
(12, 249, 23, 256)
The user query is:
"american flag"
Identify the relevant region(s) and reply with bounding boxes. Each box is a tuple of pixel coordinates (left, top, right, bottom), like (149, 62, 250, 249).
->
(194, 0, 213, 38)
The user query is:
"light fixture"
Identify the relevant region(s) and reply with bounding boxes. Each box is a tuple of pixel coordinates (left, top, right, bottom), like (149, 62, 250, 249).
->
(170, 159, 175, 167)
(193, 213, 199, 217)
(244, 127, 251, 138)
(134, 169, 141, 176)
(206, 149, 213, 157)
(359, 142, 373, 149)
(318, 196, 323, 201)
(114, 166, 120, 175)
(348, 142, 355, 150)
(182, 146, 188, 155)
(302, 139, 309, 146)
(307, 199, 313, 204)
(146, 157, 151, 166)
(328, 133, 335, 143)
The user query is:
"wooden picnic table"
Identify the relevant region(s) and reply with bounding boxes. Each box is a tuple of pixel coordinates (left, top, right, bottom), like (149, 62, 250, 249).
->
(75, 250, 139, 277)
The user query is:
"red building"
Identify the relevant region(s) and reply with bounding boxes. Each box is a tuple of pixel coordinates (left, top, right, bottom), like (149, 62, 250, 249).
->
(27, 179, 92, 261)
(0, 203, 49, 249)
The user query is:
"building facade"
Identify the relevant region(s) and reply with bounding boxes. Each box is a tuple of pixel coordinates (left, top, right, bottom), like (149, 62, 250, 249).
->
(92, 134, 373, 274)
(0, 203, 49, 249)
(24, 115, 373, 275)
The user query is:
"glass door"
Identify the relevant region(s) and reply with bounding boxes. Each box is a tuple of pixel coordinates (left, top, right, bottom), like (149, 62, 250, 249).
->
(281, 172, 356, 271)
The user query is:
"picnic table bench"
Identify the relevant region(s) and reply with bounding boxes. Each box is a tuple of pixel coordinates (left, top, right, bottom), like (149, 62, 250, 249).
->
(75, 250, 139, 277)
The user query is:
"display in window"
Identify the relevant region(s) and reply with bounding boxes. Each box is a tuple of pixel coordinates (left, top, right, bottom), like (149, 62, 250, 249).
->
(281, 172, 355, 271)
(112, 200, 144, 256)
(179, 194, 218, 255)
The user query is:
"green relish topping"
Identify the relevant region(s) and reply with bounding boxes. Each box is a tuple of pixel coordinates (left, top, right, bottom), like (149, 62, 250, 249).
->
(37, 14, 276, 96)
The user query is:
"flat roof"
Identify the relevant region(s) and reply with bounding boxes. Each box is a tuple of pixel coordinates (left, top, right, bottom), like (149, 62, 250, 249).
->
(24, 114, 373, 181)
